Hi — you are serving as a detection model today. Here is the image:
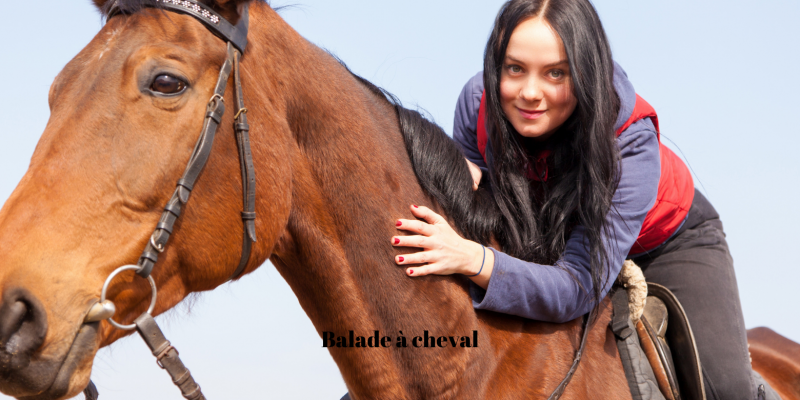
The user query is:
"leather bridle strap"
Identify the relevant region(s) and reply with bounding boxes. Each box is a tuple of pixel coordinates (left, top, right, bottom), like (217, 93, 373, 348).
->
(110, 1, 256, 281)
(83, 2, 257, 398)
(231, 49, 257, 280)
(135, 313, 205, 400)
(108, 0, 249, 54)
(137, 43, 234, 279)
(136, 42, 256, 281)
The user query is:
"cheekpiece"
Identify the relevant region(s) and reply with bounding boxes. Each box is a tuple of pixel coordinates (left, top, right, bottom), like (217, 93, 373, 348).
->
(106, 0, 249, 54)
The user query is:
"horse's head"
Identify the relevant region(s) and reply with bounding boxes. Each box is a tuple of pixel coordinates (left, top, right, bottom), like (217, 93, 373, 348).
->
(0, 1, 292, 398)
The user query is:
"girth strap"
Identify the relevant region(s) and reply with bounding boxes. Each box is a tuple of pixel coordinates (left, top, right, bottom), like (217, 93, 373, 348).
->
(611, 288, 634, 339)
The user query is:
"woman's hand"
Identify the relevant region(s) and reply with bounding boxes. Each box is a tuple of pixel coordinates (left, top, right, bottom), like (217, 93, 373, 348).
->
(465, 158, 482, 191)
(393, 205, 493, 287)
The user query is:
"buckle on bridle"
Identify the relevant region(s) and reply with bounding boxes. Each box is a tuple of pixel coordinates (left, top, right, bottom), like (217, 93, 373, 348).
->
(233, 108, 248, 120)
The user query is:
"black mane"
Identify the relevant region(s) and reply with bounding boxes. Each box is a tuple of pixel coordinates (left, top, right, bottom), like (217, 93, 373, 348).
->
(340, 63, 504, 247)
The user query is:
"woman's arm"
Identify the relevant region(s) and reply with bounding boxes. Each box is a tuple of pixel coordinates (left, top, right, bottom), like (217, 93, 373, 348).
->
(453, 71, 487, 171)
(395, 118, 661, 323)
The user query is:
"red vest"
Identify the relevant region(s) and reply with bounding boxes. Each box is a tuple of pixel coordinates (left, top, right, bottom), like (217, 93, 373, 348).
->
(476, 92, 694, 254)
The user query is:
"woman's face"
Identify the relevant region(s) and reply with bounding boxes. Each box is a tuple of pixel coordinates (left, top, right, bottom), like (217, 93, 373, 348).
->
(500, 17, 577, 141)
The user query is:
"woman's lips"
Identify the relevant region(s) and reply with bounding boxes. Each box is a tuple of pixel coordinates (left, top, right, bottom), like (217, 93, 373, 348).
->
(517, 107, 546, 120)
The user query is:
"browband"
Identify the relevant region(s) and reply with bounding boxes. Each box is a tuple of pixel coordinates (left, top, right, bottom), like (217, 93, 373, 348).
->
(107, 0, 249, 54)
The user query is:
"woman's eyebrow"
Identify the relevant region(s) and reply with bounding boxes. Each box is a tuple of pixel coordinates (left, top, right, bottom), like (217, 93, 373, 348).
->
(505, 54, 525, 64)
(544, 59, 569, 68)
(504, 55, 569, 68)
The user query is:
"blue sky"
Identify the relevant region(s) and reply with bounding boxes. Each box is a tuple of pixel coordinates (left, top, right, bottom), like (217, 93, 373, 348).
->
(0, 0, 798, 398)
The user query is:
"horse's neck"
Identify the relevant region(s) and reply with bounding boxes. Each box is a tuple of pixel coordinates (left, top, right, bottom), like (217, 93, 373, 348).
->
(241, 5, 492, 398)
(232, 7, 633, 399)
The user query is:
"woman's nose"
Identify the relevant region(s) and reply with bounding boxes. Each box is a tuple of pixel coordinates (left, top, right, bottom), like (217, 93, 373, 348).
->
(519, 78, 544, 102)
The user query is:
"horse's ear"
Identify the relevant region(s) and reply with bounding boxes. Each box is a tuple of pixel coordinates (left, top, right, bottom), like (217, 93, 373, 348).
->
(91, 0, 113, 14)
(202, 0, 252, 25)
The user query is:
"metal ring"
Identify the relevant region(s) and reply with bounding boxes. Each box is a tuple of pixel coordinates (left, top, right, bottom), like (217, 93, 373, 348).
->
(233, 108, 248, 120)
(100, 265, 157, 330)
(150, 235, 165, 253)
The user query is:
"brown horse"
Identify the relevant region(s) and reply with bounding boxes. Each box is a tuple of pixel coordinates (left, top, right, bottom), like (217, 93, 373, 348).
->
(0, 1, 796, 399)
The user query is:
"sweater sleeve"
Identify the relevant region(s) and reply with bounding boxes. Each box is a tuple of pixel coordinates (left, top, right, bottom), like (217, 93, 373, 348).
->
(469, 118, 661, 323)
(452, 71, 487, 171)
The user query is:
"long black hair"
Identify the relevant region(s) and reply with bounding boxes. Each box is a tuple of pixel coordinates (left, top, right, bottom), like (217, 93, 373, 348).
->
(484, 0, 621, 306)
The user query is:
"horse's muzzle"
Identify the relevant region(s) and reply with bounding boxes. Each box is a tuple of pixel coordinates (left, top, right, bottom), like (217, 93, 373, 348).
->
(0, 295, 99, 400)
(0, 287, 47, 374)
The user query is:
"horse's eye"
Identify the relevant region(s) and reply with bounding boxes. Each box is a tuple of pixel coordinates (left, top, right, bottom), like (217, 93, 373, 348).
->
(150, 74, 186, 95)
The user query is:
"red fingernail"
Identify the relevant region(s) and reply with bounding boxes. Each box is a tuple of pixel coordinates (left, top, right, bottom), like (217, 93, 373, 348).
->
(396, 220, 402, 227)
(393, 238, 400, 245)
(399, 256, 404, 262)
(409, 270, 414, 275)
(413, 204, 418, 208)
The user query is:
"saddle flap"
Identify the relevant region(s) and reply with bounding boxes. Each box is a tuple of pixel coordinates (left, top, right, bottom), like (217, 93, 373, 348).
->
(647, 283, 706, 400)
(643, 296, 669, 338)
(638, 315, 681, 400)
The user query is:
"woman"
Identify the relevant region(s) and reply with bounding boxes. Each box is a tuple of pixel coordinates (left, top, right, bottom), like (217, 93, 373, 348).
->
(392, 0, 755, 398)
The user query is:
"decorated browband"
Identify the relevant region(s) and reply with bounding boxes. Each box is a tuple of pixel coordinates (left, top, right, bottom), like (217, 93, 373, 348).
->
(106, 0, 249, 54)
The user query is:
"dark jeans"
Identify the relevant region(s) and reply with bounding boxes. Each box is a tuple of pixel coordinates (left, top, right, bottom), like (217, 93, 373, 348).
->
(631, 190, 755, 400)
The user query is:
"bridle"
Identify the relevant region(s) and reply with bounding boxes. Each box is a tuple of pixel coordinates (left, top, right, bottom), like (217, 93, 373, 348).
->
(73, 2, 594, 399)
(80, 1, 256, 399)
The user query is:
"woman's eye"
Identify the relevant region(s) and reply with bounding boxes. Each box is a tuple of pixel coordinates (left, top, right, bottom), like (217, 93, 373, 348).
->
(150, 74, 187, 95)
(508, 65, 522, 74)
(549, 69, 565, 79)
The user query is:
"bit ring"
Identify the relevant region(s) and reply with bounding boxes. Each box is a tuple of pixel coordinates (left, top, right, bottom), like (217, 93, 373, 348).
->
(100, 265, 157, 330)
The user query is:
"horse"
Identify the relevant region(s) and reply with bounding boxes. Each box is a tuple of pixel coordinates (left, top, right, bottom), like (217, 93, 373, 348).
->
(0, 1, 797, 399)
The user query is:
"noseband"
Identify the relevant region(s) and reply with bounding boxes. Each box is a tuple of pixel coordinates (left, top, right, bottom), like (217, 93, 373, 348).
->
(82, 1, 257, 399)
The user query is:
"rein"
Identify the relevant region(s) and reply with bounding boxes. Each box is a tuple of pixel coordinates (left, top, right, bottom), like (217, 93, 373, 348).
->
(547, 308, 594, 400)
(81, 1, 256, 398)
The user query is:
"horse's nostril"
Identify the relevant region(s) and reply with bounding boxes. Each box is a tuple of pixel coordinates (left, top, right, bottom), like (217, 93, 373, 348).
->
(0, 288, 48, 372)
(0, 301, 27, 345)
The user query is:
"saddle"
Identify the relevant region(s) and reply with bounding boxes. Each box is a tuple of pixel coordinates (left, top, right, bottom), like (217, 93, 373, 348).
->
(611, 282, 705, 400)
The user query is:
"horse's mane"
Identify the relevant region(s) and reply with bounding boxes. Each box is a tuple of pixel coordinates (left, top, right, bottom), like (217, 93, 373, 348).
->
(332, 57, 504, 246)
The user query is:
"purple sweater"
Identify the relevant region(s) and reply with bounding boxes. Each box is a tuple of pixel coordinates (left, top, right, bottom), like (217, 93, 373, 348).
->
(453, 65, 662, 323)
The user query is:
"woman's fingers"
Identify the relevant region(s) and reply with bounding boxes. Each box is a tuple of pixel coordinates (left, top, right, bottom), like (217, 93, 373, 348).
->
(409, 205, 446, 226)
(396, 256, 447, 277)
(405, 264, 438, 277)
(465, 159, 482, 191)
(393, 205, 475, 277)
(396, 217, 436, 236)
(392, 235, 435, 250)
(395, 250, 436, 266)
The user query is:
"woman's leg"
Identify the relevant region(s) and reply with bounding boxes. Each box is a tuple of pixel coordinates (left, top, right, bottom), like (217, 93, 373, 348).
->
(634, 216, 755, 400)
